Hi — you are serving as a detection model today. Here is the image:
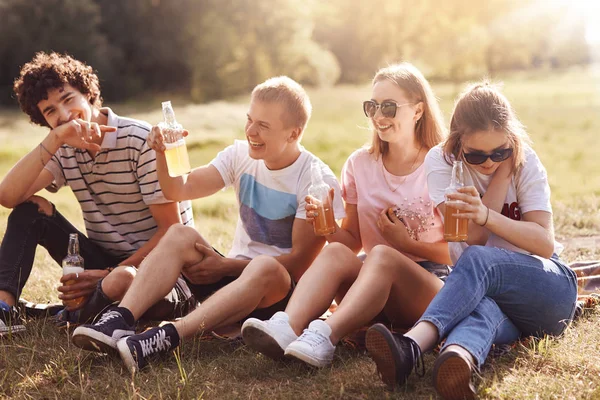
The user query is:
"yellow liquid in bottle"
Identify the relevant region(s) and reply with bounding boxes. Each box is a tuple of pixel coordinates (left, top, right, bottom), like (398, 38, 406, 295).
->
(443, 203, 468, 242)
(164, 140, 191, 177)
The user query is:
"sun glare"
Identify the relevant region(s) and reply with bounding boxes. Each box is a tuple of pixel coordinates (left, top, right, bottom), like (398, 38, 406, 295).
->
(550, 0, 600, 43)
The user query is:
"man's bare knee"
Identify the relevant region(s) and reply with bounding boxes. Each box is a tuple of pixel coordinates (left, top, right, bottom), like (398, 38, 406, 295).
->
(25, 195, 53, 216)
(102, 266, 136, 300)
(245, 256, 290, 288)
(163, 224, 203, 248)
(244, 257, 291, 307)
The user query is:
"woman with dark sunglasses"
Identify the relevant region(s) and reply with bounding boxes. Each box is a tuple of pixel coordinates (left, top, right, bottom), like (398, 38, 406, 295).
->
(365, 82, 578, 400)
(242, 63, 453, 368)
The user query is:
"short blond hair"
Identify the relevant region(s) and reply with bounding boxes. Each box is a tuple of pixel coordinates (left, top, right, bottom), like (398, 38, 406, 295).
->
(251, 76, 312, 132)
(368, 63, 446, 158)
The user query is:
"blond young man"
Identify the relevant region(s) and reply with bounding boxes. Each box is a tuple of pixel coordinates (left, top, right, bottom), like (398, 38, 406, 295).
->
(71, 76, 345, 372)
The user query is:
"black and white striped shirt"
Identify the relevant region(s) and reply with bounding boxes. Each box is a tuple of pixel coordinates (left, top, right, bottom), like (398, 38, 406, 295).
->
(45, 108, 194, 258)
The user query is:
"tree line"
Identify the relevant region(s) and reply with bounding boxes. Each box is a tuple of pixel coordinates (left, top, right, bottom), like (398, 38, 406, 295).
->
(0, 0, 590, 105)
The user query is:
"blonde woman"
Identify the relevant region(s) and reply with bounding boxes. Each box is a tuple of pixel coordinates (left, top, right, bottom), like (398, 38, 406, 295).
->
(242, 63, 450, 367)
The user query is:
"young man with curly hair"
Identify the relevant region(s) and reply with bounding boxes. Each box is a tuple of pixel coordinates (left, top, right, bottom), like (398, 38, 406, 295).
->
(0, 52, 195, 336)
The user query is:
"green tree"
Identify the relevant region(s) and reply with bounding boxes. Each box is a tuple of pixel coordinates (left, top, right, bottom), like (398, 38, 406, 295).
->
(0, 0, 114, 105)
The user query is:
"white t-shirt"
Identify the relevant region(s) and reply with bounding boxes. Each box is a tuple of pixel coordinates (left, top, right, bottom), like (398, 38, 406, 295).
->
(210, 140, 346, 260)
(424, 144, 561, 263)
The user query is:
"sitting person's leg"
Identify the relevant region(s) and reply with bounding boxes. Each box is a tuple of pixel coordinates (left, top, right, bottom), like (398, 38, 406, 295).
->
(0, 197, 121, 334)
(242, 242, 362, 359)
(74, 267, 195, 324)
(116, 255, 292, 372)
(71, 224, 205, 351)
(285, 245, 443, 367)
(365, 246, 577, 392)
(431, 297, 520, 400)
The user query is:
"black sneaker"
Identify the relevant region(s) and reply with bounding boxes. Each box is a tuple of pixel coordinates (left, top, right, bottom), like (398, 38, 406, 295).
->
(72, 307, 135, 353)
(432, 349, 477, 400)
(365, 323, 424, 388)
(0, 304, 26, 337)
(117, 323, 180, 373)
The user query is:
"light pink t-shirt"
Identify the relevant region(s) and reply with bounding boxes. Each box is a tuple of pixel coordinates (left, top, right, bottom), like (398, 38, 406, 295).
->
(341, 148, 444, 260)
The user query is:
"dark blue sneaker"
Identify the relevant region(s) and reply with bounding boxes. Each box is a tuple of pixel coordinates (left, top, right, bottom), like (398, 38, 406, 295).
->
(72, 307, 135, 353)
(0, 301, 26, 337)
(365, 323, 425, 388)
(117, 323, 180, 373)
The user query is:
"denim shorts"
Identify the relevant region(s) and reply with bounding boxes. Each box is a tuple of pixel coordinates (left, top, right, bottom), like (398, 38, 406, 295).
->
(182, 248, 295, 322)
(417, 261, 451, 282)
(358, 253, 451, 281)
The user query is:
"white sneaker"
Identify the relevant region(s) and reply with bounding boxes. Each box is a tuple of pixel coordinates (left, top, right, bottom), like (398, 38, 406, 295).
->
(284, 319, 335, 368)
(242, 311, 298, 359)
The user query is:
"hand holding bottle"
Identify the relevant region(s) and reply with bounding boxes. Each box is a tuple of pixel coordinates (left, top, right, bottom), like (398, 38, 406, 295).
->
(444, 160, 469, 242)
(446, 186, 489, 226)
(151, 101, 192, 177)
(307, 161, 336, 236)
(305, 187, 335, 224)
(58, 269, 109, 311)
(147, 125, 189, 153)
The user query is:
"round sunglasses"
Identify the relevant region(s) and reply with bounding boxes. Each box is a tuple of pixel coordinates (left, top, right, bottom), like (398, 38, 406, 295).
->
(463, 147, 513, 165)
(363, 100, 414, 119)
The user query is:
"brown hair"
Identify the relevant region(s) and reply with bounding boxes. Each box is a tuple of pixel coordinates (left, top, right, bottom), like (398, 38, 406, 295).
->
(251, 76, 312, 135)
(13, 52, 102, 128)
(368, 63, 446, 158)
(443, 82, 530, 172)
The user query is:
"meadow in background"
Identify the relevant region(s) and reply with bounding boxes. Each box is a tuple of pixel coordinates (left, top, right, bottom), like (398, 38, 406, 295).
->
(0, 68, 599, 399)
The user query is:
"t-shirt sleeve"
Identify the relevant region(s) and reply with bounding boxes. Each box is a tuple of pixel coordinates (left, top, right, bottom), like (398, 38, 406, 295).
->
(340, 153, 358, 205)
(424, 145, 452, 207)
(516, 149, 552, 214)
(135, 139, 172, 205)
(44, 150, 67, 190)
(209, 142, 239, 188)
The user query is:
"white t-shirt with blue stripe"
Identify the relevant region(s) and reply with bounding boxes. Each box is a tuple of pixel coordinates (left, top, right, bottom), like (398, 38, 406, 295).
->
(211, 140, 345, 260)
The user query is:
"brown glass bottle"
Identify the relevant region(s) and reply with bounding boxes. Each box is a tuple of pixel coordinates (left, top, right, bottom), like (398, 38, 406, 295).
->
(444, 161, 468, 242)
(309, 162, 336, 236)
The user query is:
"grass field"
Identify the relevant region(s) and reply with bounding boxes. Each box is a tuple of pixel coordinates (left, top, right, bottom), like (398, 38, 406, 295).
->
(0, 67, 599, 399)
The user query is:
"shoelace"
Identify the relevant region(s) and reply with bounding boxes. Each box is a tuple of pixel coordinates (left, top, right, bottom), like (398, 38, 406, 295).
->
(297, 328, 327, 348)
(407, 337, 425, 377)
(95, 311, 120, 326)
(139, 329, 172, 358)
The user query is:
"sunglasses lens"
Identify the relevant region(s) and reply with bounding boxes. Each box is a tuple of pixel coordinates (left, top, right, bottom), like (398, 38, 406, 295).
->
(464, 153, 488, 165)
(381, 102, 397, 118)
(490, 148, 513, 162)
(363, 101, 376, 118)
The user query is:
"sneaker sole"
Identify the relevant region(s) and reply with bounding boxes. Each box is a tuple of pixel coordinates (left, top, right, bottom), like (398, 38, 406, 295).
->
(284, 346, 331, 368)
(72, 326, 120, 353)
(365, 324, 401, 388)
(0, 324, 26, 337)
(432, 351, 476, 400)
(242, 324, 286, 360)
(117, 338, 138, 374)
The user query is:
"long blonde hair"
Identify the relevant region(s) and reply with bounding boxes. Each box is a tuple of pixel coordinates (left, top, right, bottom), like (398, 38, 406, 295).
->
(368, 63, 446, 158)
(443, 82, 530, 172)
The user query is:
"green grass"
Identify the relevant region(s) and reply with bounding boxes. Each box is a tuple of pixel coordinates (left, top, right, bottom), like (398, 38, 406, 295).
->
(1, 67, 600, 399)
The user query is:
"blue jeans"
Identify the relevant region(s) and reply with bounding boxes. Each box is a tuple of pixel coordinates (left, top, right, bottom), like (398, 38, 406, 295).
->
(417, 245, 578, 368)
